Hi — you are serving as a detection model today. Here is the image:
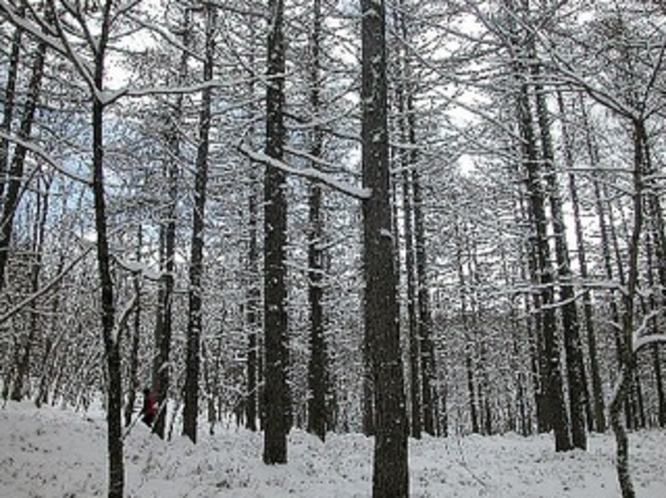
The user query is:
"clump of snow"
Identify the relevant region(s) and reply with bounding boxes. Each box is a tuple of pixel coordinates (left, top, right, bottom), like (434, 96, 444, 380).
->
(1, 401, 665, 497)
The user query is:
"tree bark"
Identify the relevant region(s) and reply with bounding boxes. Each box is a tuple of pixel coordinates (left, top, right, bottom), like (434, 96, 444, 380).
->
(0, 3, 24, 203)
(306, 0, 329, 443)
(152, 8, 189, 440)
(533, 75, 587, 450)
(0, 34, 47, 294)
(124, 227, 142, 428)
(516, 78, 571, 451)
(263, 0, 290, 464)
(361, 0, 409, 494)
(562, 93, 606, 433)
(183, 3, 215, 444)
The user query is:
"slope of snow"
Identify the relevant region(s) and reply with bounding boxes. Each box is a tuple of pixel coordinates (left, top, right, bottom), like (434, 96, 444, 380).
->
(1, 400, 665, 497)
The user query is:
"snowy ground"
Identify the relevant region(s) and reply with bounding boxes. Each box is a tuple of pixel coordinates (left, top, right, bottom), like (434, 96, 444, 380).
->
(1, 401, 665, 497)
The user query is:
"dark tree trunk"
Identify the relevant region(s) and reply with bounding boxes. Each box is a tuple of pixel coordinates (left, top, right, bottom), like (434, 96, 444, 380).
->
(246, 165, 260, 432)
(404, 170, 421, 439)
(516, 79, 572, 452)
(361, 0, 409, 495)
(455, 219, 479, 434)
(152, 9, 188, 440)
(263, 0, 290, 464)
(516, 193, 548, 433)
(563, 94, 606, 433)
(83, 1, 124, 494)
(305, 0, 329, 443)
(124, 227, 142, 428)
(640, 116, 666, 428)
(246, 162, 260, 432)
(533, 76, 587, 450)
(242, 12, 261, 434)
(11, 173, 50, 402)
(603, 181, 637, 427)
(183, 3, 215, 444)
(0, 5, 24, 203)
(392, 0, 421, 439)
(609, 118, 648, 498)
(0, 36, 46, 294)
(414, 166, 437, 436)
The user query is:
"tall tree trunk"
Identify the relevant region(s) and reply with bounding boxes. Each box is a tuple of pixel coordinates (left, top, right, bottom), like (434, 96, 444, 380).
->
(392, 0, 421, 439)
(533, 75, 587, 450)
(153, 9, 188, 440)
(562, 93, 606, 433)
(125, 226, 142, 428)
(516, 79, 572, 451)
(243, 14, 261, 433)
(0, 3, 24, 203)
(455, 218, 479, 434)
(306, 0, 329, 443)
(11, 173, 51, 401)
(246, 160, 261, 431)
(263, 0, 290, 464)
(361, 0, 409, 494)
(414, 166, 437, 436)
(0, 35, 47, 294)
(604, 181, 637, 427)
(640, 115, 666, 428)
(609, 118, 649, 498)
(79, 0, 125, 493)
(183, 3, 215, 444)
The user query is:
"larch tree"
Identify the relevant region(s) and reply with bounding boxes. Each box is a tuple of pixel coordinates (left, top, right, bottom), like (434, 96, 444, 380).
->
(360, 0, 409, 495)
(263, 0, 291, 465)
(183, 1, 216, 444)
(305, 0, 330, 443)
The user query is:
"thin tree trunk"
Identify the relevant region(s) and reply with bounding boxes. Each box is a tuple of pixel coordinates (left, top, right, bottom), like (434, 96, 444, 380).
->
(563, 94, 606, 433)
(305, 0, 329, 443)
(77, 0, 125, 493)
(0, 4, 24, 203)
(244, 15, 261, 432)
(533, 75, 587, 450)
(124, 226, 142, 428)
(153, 9, 188, 440)
(455, 218, 479, 434)
(516, 78, 571, 451)
(183, 2, 215, 445)
(414, 166, 437, 436)
(0, 35, 47, 294)
(609, 118, 648, 498)
(11, 173, 50, 401)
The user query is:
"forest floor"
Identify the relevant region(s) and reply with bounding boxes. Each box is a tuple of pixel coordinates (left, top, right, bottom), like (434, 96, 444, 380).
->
(1, 400, 665, 497)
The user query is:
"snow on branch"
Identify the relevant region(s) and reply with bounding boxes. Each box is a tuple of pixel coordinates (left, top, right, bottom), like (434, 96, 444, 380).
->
(238, 141, 370, 200)
(0, 1, 69, 56)
(634, 334, 666, 353)
(0, 131, 92, 185)
(112, 255, 162, 282)
(0, 245, 94, 326)
(111, 293, 139, 345)
(632, 307, 666, 354)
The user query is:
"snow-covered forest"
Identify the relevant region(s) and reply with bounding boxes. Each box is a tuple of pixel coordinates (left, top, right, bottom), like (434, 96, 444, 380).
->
(0, 0, 665, 497)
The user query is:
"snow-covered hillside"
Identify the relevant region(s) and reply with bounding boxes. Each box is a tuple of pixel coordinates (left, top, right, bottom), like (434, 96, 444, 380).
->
(1, 401, 665, 497)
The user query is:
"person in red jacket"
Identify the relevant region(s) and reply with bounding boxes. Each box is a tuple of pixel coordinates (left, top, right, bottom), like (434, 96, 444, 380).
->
(141, 387, 156, 427)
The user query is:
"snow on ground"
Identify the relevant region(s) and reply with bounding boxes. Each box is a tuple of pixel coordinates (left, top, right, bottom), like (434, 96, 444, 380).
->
(1, 401, 665, 497)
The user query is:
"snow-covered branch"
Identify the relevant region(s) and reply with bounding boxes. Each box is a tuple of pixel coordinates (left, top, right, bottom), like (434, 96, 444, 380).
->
(238, 142, 371, 200)
(0, 245, 94, 326)
(634, 334, 666, 353)
(0, 131, 92, 185)
(110, 292, 139, 345)
(0, 1, 69, 56)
